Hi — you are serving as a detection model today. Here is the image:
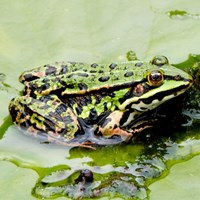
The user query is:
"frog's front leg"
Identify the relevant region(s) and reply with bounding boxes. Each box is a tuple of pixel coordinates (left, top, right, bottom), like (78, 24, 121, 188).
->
(98, 110, 133, 142)
(9, 95, 80, 141)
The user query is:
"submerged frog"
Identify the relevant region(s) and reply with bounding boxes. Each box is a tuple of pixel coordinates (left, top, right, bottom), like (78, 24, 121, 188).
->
(9, 56, 193, 148)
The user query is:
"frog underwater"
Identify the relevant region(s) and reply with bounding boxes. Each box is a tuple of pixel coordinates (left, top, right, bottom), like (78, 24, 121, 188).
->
(9, 56, 193, 148)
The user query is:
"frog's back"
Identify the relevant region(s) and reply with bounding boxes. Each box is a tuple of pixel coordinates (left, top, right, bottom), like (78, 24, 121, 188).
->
(20, 61, 158, 96)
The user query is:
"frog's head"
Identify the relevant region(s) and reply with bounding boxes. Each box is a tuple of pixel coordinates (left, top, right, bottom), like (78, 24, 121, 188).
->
(119, 56, 193, 112)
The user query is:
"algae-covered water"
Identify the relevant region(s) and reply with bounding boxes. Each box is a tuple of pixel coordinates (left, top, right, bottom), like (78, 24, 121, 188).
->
(0, 1, 200, 199)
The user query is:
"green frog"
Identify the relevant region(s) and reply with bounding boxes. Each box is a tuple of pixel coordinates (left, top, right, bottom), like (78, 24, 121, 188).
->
(9, 56, 193, 148)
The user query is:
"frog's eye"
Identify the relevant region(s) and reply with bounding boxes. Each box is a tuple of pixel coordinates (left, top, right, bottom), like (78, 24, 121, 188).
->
(147, 70, 164, 87)
(151, 55, 169, 66)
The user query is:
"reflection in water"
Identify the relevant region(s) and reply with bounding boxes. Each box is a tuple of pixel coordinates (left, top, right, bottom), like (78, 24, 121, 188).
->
(32, 135, 200, 199)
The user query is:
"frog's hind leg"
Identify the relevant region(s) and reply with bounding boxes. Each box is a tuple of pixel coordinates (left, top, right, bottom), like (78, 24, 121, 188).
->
(19, 62, 70, 83)
(9, 95, 80, 142)
(98, 110, 133, 142)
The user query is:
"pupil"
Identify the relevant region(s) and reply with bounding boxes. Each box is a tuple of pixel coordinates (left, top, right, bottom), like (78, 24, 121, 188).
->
(151, 71, 161, 81)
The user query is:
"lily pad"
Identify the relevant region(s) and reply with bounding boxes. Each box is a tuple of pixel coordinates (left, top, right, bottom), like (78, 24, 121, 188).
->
(0, 161, 38, 200)
(0, 0, 200, 199)
(149, 155, 200, 200)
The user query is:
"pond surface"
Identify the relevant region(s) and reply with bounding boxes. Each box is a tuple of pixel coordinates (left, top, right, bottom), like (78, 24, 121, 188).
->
(1, 1, 200, 199)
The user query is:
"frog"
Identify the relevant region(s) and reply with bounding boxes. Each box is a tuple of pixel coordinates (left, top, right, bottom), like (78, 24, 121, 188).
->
(9, 56, 193, 148)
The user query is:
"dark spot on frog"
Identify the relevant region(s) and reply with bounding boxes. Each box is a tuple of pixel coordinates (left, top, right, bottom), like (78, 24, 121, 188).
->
(39, 95, 53, 102)
(55, 103, 68, 115)
(9, 104, 20, 123)
(44, 65, 57, 75)
(98, 70, 104, 73)
(48, 111, 62, 121)
(174, 75, 182, 81)
(75, 169, 94, 184)
(77, 73, 89, 77)
(103, 102, 107, 111)
(66, 73, 88, 78)
(19, 120, 31, 129)
(22, 74, 39, 83)
(78, 83, 88, 90)
(75, 106, 83, 115)
(62, 115, 74, 124)
(42, 77, 49, 83)
(141, 98, 153, 105)
(39, 104, 50, 110)
(84, 95, 92, 105)
(109, 63, 117, 70)
(90, 70, 97, 73)
(72, 68, 78, 72)
(66, 95, 92, 111)
(91, 63, 98, 68)
(135, 62, 143, 67)
(65, 84, 75, 89)
(61, 65, 68, 74)
(124, 71, 134, 77)
(89, 108, 98, 120)
(93, 93, 102, 104)
(119, 110, 131, 126)
(139, 107, 148, 111)
(100, 117, 112, 128)
(43, 119, 58, 133)
(113, 124, 118, 129)
(66, 74, 73, 78)
(98, 76, 110, 82)
(29, 83, 50, 95)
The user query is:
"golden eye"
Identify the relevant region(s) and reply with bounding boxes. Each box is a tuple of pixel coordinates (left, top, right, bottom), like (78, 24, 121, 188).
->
(151, 55, 169, 66)
(147, 70, 164, 87)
